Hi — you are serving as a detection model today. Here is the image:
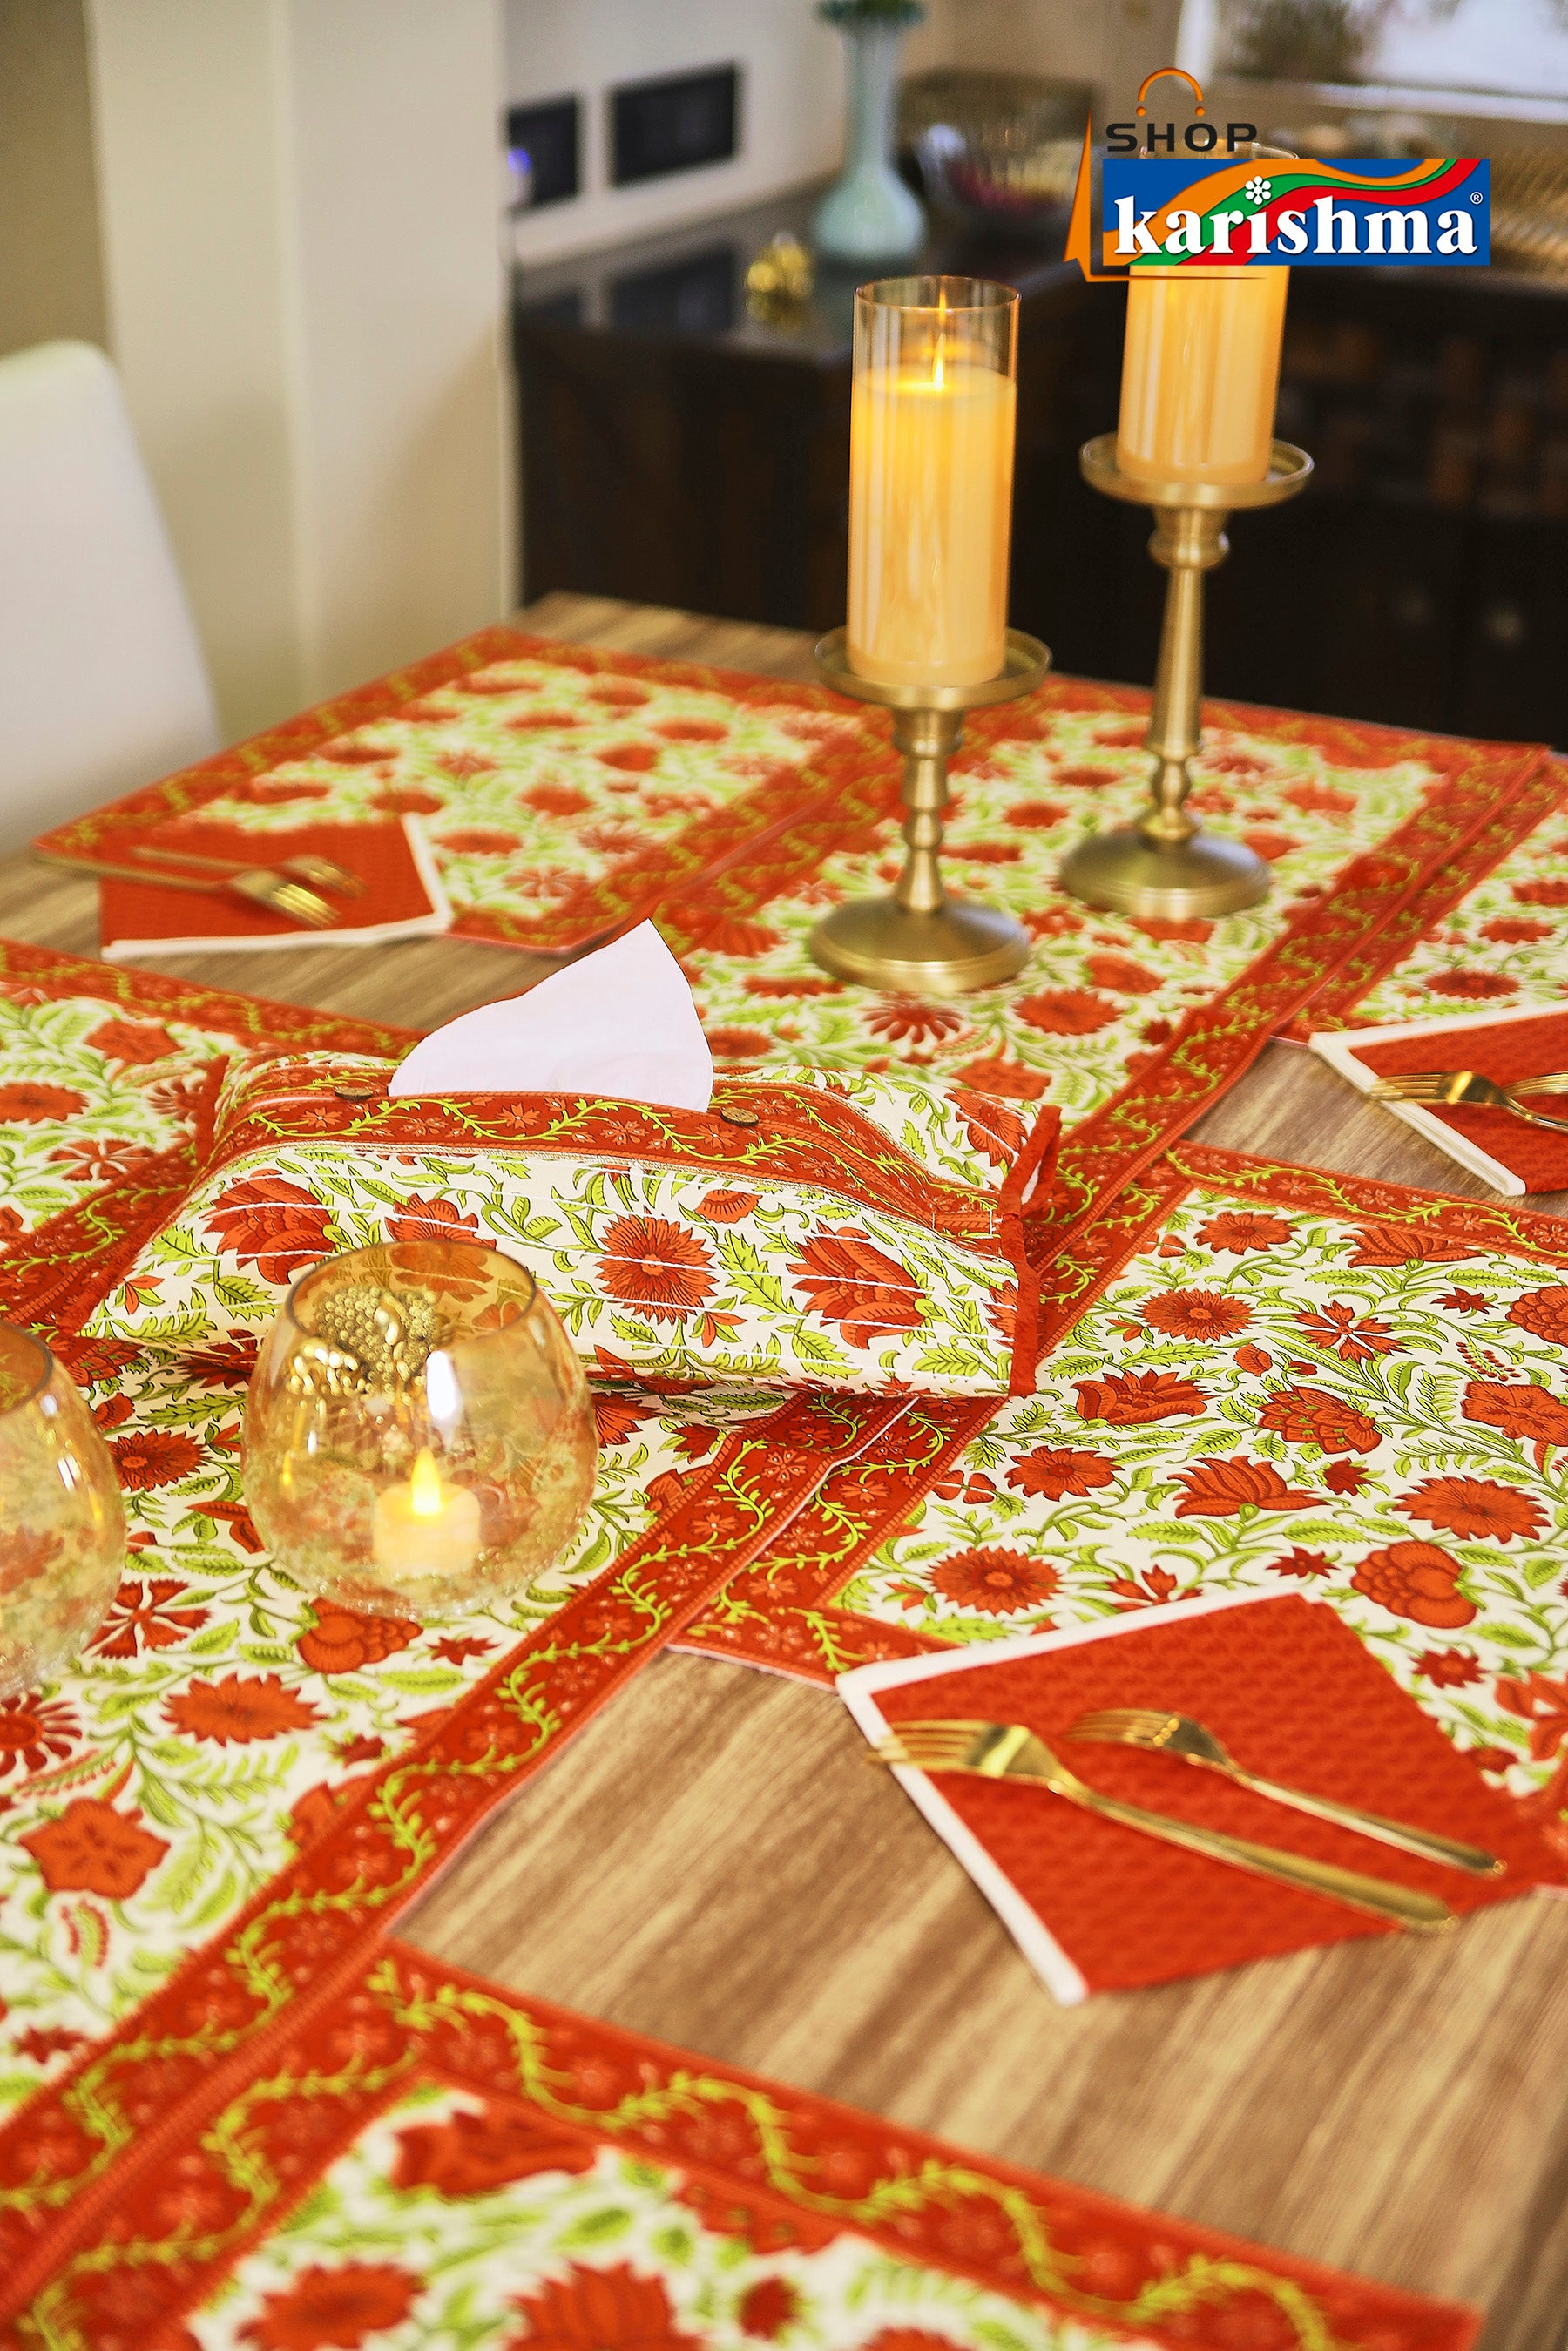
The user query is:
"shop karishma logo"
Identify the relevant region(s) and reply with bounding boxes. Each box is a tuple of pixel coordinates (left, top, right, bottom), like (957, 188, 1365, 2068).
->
(1066, 68, 1490, 280)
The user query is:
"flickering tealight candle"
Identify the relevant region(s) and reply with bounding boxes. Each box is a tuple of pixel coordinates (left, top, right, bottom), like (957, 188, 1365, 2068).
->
(1116, 265, 1289, 489)
(848, 276, 1018, 690)
(371, 1447, 482, 1577)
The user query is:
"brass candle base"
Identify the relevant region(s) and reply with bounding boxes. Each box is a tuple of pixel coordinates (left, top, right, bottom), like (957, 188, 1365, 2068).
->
(810, 628, 1051, 995)
(1059, 436, 1312, 922)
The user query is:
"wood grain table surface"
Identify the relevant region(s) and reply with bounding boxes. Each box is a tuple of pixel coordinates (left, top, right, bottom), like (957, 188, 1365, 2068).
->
(4, 592, 1566, 2349)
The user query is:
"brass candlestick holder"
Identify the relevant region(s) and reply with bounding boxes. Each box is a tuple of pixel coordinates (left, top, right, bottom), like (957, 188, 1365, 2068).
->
(1059, 434, 1313, 921)
(810, 626, 1051, 995)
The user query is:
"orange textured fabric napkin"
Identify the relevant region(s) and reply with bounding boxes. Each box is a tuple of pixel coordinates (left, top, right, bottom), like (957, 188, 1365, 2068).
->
(841, 1591, 1554, 1999)
(96, 817, 449, 959)
(1313, 1004, 1568, 1196)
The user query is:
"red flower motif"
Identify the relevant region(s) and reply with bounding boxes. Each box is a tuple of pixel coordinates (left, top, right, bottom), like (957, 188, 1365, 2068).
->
(91, 1577, 209, 1660)
(1351, 1541, 1477, 1629)
(861, 2336, 968, 2351)
(238, 2262, 420, 2350)
(182, 1338, 261, 1388)
(1075, 1370, 1206, 1426)
(953, 1056, 1048, 1100)
(1462, 1378, 1568, 1448)
(1425, 970, 1519, 1000)
(1507, 1285, 1568, 1346)
(109, 1428, 205, 1492)
(1512, 877, 1568, 906)
(432, 1635, 492, 1666)
(21, 1800, 167, 1899)
(1495, 1670, 1568, 1760)
(48, 1334, 140, 1387)
(47, 1137, 156, 1186)
(0, 1695, 79, 1778)
(1269, 1548, 1332, 1579)
(689, 917, 782, 958)
(1348, 1223, 1479, 1268)
(1234, 1342, 1273, 1374)
(930, 1547, 1058, 1615)
(592, 1395, 648, 1447)
(1257, 1383, 1381, 1455)
(504, 2262, 701, 2351)
(596, 742, 660, 774)
(865, 1000, 967, 1045)
(1324, 1462, 1367, 1495)
(297, 1609, 419, 1674)
(1141, 1288, 1251, 1341)
(520, 780, 592, 815)
(697, 1188, 760, 1225)
(436, 828, 516, 854)
(1172, 1456, 1314, 1517)
(0, 1525, 66, 1595)
(1007, 799, 1068, 828)
(1439, 1289, 1489, 1312)
(1014, 989, 1120, 1036)
(1083, 951, 1160, 996)
(203, 1175, 334, 1282)
(1294, 1300, 1397, 1361)
(1197, 1211, 1290, 1253)
(654, 717, 728, 743)
(392, 2104, 595, 2197)
(1397, 1477, 1544, 1544)
(164, 1673, 321, 1746)
(742, 974, 841, 999)
(1005, 1446, 1115, 1499)
(0, 1081, 86, 1122)
(333, 1734, 385, 1766)
(83, 1018, 179, 1064)
(385, 1193, 480, 1246)
(1285, 780, 1356, 815)
(1417, 1648, 1482, 1687)
(701, 1028, 774, 1060)
(736, 2278, 801, 2340)
(598, 1215, 715, 1325)
(13, 2025, 88, 2065)
(1480, 917, 1552, 943)
(792, 1230, 922, 1347)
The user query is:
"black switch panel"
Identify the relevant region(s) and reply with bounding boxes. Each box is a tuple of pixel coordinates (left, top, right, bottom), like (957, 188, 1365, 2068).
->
(506, 97, 580, 208)
(611, 64, 738, 186)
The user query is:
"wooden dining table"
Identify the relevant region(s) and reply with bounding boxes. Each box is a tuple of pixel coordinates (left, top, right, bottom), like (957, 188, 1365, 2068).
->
(5, 592, 1567, 2351)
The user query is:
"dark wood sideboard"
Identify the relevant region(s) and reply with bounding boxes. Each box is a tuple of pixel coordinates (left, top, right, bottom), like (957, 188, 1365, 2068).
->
(513, 183, 1568, 746)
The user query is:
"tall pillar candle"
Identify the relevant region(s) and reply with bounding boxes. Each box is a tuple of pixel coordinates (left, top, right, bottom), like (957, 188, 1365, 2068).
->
(848, 276, 1018, 690)
(1117, 266, 1289, 489)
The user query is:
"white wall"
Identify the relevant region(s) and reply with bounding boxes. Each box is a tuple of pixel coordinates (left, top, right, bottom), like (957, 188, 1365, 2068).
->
(86, 0, 507, 740)
(504, 0, 956, 265)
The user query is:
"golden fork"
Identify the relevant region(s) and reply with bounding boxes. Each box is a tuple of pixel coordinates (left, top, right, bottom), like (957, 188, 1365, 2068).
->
(869, 1719, 1456, 1934)
(1068, 1709, 1502, 1877)
(1369, 1069, 1568, 1132)
(125, 843, 366, 897)
(37, 851, 337, 929)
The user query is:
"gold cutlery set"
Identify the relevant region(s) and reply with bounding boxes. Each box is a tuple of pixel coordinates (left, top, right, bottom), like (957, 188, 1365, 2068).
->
(1369, 1066, 1568, 1132)
(870, 1707, 1504, 1935)
(37, 842, 365, 929)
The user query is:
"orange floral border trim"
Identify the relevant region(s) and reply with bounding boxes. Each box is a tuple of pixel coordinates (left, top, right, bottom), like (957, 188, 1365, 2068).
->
(14, 1938, 1480, 2351)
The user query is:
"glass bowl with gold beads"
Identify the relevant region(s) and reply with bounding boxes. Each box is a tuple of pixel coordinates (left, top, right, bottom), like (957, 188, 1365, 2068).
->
(242, 1240, 597, 1618)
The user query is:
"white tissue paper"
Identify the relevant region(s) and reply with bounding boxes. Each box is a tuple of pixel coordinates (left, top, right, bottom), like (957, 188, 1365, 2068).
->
(388, 921, 715, 1113)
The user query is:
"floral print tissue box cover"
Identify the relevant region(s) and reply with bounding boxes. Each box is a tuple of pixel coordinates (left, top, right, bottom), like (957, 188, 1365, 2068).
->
(84, 1052, 1060, 1398)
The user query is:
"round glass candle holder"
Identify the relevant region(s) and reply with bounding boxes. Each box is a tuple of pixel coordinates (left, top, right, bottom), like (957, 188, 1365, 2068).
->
(0, 1324, 126, 1699)
(242, 1240, 598, 1620)
(847, 274, 1019, 691)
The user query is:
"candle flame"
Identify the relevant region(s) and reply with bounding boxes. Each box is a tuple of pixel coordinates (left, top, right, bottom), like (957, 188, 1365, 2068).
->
(409, 1448, 443, 1518)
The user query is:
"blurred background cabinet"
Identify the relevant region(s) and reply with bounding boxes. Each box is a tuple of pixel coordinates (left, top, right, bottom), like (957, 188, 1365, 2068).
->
(514, 188, 1568, 747)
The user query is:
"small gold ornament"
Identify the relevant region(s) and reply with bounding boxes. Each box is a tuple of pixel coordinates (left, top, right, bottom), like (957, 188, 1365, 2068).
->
(746, 233, 814, 319)
(287, 1282, 449, 1397)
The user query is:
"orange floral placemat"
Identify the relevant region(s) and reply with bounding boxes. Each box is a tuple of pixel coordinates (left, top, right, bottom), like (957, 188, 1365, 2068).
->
(6, 1940, 1482, 2351)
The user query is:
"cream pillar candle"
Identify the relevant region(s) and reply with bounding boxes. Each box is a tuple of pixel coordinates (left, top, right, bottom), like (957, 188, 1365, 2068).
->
(847, 277, 1018, 690)
(1117, 267, 1289, 489)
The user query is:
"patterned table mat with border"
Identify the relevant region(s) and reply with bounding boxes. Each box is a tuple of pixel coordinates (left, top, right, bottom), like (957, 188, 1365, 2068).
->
(7, 1941, 1479, 2351)
(31, 627, 889, 957)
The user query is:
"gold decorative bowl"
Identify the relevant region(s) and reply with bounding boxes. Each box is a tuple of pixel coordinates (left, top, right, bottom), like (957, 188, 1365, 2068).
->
(242, 1240, 597, 1620)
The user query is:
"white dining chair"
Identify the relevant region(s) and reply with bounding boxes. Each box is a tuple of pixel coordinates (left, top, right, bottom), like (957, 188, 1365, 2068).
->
(0, 340, 220, 853)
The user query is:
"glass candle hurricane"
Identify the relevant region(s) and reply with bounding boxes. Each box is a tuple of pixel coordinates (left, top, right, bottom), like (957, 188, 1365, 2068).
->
(1116, 263, 1289, 489)
(0, 1324, 126, 1699)
(848, 275, 1018, 690)
(243, 1240, 597, 1621)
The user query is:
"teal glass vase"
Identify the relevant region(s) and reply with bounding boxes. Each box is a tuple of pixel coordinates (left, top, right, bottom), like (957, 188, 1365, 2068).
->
(813, 17, 925, 267)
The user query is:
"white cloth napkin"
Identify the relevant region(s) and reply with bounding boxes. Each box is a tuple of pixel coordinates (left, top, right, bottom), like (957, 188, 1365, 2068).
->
(389, 922, 715, 1112)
